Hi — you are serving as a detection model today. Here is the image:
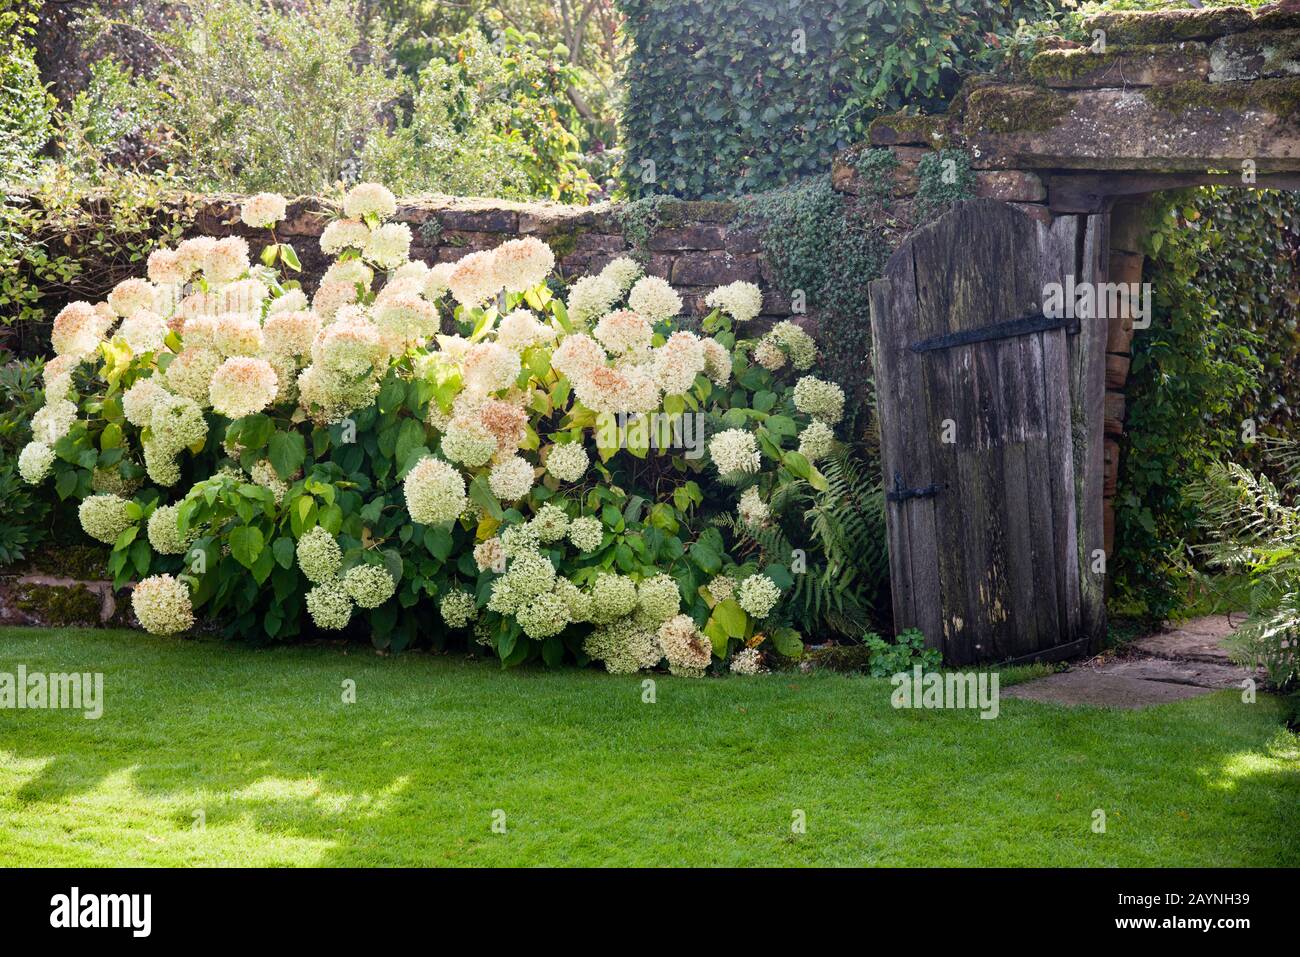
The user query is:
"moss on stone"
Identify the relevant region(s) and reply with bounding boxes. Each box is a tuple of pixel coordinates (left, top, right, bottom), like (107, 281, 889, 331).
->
(963, 85, 1073, 134)
(1027, 43, 1204, 85)
(544, 227, 582, 261)
(15, 583, 103, 626)
(868, 113, 950, 146)
(1143, 75, 1300, 121)
(18, 543, 111, 581)
(1083, 7, 1253, 45)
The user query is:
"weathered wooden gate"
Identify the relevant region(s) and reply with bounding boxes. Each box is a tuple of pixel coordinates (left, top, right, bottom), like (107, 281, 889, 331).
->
(868, 199, 1107, 665)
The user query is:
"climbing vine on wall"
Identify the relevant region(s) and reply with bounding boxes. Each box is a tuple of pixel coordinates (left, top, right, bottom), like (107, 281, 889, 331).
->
(1114, 187, 1300, 619)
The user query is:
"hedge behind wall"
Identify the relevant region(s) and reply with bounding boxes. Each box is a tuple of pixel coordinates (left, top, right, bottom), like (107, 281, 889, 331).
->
(618, 0, 1052, 198)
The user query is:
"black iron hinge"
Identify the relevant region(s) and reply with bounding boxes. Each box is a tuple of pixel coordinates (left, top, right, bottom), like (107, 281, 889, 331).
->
(910, 313, 1079, 354)
(886, 471, 946, 504)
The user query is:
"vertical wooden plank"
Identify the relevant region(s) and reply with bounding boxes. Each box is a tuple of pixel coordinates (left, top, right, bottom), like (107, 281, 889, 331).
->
(868, 279, 915, 631)
(993, 333, 1039, 659)
(1019, 332, 1063, 649)
(887, 250, 945, 649)
(1070, 213, 1110, 651)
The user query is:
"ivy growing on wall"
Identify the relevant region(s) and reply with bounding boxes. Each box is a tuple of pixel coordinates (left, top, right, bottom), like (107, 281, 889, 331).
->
(618, 0, 1052, 198)
(1114, 187, 1300, 619)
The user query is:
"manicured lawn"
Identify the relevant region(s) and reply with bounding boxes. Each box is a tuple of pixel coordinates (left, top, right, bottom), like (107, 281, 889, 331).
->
(1, 627, 1297, 867)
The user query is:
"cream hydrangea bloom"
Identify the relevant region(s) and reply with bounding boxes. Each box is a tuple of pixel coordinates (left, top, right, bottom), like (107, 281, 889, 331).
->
(132, 574, 194, 635)
(209, 357, 278, 419)
(51, 302, 102, 358)
(122, 377, 171, 427)
(342, 564, 396, 609)
(658, 614, 712, 677)
(240, 192, 287, 229)
(594, 310, 652, 355)
(730, 647, 764, 675)
(262, 311, 321, 360)
(108, 278, 157, 318)
(545, 442, 588, 483)
(798, 420, 836, 462)
(738, 486, 769, 527)
(567, 515, 603, 553)
(598, 256, 642, 293)
(652, 331, 706, 395)
(363, 222, 412, 270)
(343, 182, 398, 220)
(448, 250, 502, 307)
(462, 341, 522, 394)
(119, 310, 169, 354)
(584, 615, 661, 674)
(79, 493, 133, 544)
(203, 237, 251, 284)
(489, 455, 534, 501)
(737, 574, 781, 618)
(147, 247, 190, 285)
(566, 274, 620, 325)
(306, 578, 353, 630)
(793, 376, 846, 424)
(268, 288, 310, 314)
(147, 503, 196, 555)
(492, 237, 555, 292)
(296, 526, 342, 584)
(628, 275, 682, 321)
(440, 589, 478, 628)
(705, 280, 763, 323)
(18, 441, 55, 484)
(496, 309, 550, 352)
(151, 394, 208, 454)
(320, 218, 371, 255)
(550, 332, 606, 384)
(32, 398, 78, 445)
(404, 456, 467, 525)
(709, 428, 760, 478)
(164, 347, 222, 403)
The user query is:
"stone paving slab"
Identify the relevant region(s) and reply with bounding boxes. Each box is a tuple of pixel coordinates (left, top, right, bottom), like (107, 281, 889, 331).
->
(1129, 616, 1240, 663)
(1101, 657, 1249, 689)
(1003, 672, 1211, 708)
(1003, 615, 1260, 709)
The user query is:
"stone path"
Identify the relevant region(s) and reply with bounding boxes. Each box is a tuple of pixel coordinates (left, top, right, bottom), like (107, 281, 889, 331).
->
(1003, 615, 1263, 709)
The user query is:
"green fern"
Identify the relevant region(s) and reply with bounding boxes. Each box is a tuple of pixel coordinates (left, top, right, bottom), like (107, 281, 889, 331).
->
(1189, 438, 1299, 687)
(720, 446, 890, 637)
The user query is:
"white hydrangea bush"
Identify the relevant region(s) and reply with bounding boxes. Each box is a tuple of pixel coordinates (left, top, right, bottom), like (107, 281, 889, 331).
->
(21, 181, 852, 673)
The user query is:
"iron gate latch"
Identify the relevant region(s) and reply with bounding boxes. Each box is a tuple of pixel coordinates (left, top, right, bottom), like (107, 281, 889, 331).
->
(886, 470, 945, 504)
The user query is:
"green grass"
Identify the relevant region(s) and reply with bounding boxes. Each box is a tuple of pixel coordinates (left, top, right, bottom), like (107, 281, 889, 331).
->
(1, 627, 1297, 867)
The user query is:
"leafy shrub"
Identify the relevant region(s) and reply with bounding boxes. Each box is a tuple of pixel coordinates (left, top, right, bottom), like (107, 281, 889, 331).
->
(863, 628, 940, 679)
(364, 28, 598, 203)
(83, 0, 402, 194)
(0, 165, 192, 353)
(19, 181, 866, 674)
(0, 358, 52, 564)
(1189, 438, 1299, 689)
(0, 0, 53, 184)
(618, 0, 1053, 198)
